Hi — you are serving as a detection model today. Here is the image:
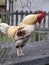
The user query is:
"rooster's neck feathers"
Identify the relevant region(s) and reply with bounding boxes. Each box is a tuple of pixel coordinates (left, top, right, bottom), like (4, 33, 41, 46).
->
(20, 14, 41, 26)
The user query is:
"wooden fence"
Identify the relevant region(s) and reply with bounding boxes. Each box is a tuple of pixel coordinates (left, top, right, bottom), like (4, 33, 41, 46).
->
(0, 11, 49, 48)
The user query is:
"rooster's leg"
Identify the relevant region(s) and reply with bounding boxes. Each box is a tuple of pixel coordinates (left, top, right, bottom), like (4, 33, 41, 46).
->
(19, 47, 24, 56)
(16, 47, 24, 56)
(16, 48, 20, 56)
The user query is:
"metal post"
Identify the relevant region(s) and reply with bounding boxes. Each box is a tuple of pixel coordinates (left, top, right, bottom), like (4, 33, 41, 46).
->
(9, 0, 13, 25)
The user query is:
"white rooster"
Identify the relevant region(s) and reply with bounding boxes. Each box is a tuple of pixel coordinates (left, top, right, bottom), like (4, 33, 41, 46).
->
(0, 11, 46, 56)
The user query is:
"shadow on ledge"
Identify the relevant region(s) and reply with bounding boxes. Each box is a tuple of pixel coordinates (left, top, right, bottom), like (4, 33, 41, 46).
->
(0, 40, 49, 65)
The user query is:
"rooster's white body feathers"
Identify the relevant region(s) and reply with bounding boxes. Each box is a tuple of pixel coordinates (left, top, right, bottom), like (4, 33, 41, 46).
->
(0, 13, 44, 56)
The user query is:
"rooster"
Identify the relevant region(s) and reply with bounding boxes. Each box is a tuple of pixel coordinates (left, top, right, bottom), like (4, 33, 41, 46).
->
(0, 11, 46, 56)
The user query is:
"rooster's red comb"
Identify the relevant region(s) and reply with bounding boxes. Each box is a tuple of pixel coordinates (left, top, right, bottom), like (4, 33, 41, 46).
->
(36, 10, 46, 23)
(36, 10, 46, 17)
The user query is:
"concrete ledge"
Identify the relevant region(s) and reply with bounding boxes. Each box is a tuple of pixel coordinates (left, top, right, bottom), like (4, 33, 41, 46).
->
(0, 40, 49, 65)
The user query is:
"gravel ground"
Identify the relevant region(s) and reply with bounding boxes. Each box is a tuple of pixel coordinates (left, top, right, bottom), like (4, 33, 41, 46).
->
(0, 40, 49, 65)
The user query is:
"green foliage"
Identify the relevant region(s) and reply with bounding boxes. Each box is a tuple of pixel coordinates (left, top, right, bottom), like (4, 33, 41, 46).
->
(35, 32, 39, 41)
(31, 34, 35, 42)
(0, 32, 6, 43)
(0, 31, 47, 44)
(40, 33, 43, 40)
(0, 32, 11, 44)
(0, 0, 5, 2)
(31, 32, 44, 42)
(0, 18, 2, 23)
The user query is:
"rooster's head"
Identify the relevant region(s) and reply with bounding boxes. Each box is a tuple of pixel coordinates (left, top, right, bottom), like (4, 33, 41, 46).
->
(36, 10, 46, 23)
